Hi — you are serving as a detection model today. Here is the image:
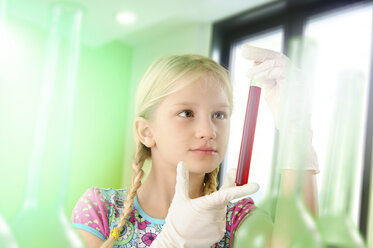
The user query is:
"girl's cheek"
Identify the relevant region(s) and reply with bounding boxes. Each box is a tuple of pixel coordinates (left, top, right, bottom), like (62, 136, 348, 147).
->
(172, 119, 191, 132)
(215, 120, 230, 130)
(220, 124, 231, 140)
(174, 117, 192, 126)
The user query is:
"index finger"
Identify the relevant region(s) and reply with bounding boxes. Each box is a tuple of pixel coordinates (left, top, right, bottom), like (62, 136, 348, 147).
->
(197, 182, 259, 209)
(217, 182, 260, 203)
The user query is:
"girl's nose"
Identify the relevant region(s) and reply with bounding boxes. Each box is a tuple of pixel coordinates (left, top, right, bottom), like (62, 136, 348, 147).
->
(195, 117, 217, 140)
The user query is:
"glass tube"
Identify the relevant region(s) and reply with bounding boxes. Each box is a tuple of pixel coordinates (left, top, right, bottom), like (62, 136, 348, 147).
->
(233, 207, 273, 248)
(270, 37, 323, 248)
(236, 81, 262, 186)
(9, 3, 85, 247)
(317, 69, 367, 247)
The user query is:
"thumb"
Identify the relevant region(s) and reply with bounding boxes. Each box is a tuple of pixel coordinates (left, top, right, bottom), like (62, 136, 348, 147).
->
(220, 168, 237, 190)
(174, 161, 190, 199)
(219, 183, 259, 202)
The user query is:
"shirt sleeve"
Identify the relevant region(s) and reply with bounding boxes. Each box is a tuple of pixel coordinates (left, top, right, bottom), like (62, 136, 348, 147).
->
(215, 197, 255, 247)
(229, 197, 255, 234)
(71, 186, 110, 241)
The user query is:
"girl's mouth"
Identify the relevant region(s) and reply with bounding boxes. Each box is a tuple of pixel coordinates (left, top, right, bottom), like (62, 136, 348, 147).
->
(190, 149, 218, 155)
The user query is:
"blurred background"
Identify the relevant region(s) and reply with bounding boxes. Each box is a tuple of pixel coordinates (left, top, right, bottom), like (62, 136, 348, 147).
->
(1, 0, 373, 246)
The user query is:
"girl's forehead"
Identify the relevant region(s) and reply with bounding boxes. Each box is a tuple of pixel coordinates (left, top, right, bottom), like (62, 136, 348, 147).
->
(175, 74, 225, 92)
(178, 77, 225, 95)
(196, 76, 223, 89)
(165, 79, 229, 107)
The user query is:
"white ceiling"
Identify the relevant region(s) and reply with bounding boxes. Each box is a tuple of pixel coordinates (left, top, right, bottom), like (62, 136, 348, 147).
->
(6, 0, 276, 47)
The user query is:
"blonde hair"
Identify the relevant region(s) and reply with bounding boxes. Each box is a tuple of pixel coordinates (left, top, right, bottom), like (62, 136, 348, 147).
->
(101, 54, 233, 247)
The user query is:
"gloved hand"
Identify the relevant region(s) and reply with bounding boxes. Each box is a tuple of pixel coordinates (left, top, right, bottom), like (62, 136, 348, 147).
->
(241, 44, 319, 173)
(241, 44, 290, 128)
(150, 162, 259, 248)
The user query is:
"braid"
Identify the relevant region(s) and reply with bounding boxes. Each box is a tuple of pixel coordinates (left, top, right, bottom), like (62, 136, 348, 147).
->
(203, 166, 219, 195)
(101, 143, 148, 248)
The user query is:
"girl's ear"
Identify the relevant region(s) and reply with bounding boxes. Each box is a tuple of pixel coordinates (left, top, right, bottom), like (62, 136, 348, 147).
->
(135, 117, 156, 148)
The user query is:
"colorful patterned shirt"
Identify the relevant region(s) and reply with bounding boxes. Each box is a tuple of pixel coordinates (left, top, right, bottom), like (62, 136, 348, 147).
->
(71, 187, 255, 247)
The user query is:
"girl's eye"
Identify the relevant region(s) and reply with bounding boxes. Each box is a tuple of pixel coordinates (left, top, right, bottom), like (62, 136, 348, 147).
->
(178, 110, 194, 118)
(213, 111, 227, 120)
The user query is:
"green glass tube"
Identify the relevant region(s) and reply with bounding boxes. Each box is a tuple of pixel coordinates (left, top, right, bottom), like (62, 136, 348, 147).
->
(270, 37, 323, 248)
(317, 70, 366, 247)
(256, 131, 281, 220)
(233, 207, 274, 248)
(9, 3, 85, 247)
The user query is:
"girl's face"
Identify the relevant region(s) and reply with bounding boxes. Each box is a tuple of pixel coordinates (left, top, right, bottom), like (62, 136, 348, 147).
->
(149, 76, 231, 175)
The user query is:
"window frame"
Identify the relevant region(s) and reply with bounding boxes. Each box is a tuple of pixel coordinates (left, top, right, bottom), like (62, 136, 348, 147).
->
(211, 0, 373, 237)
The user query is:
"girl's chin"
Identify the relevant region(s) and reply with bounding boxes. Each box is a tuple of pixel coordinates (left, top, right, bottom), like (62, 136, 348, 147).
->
(184, 161, 219, 175)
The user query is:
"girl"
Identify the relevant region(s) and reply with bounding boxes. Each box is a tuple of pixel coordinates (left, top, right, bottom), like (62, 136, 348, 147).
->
(71, 54, 259, 248)
(71, 48, 319, 247)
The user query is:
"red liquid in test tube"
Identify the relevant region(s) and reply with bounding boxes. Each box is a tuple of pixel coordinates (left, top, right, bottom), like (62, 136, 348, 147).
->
(235, 84, 261, 186)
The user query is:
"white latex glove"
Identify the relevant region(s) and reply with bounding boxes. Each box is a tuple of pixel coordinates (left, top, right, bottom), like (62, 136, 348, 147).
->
(241, 44, 319, 173)
(150, 162, 259, 248)
(241, 44, 289, 128)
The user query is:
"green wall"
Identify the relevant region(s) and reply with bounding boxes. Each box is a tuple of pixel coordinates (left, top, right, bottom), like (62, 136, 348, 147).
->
(66, 40, 133, 216)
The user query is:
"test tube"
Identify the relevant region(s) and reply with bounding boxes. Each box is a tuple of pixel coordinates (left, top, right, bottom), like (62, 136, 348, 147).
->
(235, 79, 262, 186)
(9, 3, 85, 247)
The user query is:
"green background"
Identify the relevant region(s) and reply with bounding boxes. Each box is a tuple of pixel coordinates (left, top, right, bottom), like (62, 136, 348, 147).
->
(0, 12, 211, 222)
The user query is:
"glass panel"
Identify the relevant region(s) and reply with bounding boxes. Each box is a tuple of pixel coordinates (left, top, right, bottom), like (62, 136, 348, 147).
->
(305, 3, 373, 225)
(225, 28, 284, 203)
